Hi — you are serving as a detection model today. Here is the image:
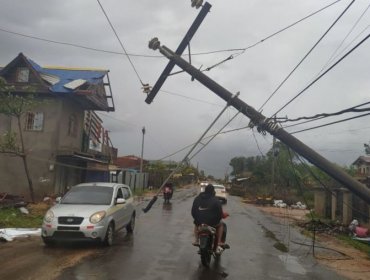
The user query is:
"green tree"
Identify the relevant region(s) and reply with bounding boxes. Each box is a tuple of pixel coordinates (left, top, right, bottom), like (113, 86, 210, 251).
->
(229, 156, 248, 176)
(0, 78, 40, 202)
(229, 142, 312, 196)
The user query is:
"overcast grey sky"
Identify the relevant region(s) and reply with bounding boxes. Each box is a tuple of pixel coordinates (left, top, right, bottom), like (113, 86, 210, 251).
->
(1, 0, 370, 178)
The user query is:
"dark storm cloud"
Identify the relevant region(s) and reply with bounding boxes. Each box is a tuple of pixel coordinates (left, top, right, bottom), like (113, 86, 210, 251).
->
(1, 0, 370, 177)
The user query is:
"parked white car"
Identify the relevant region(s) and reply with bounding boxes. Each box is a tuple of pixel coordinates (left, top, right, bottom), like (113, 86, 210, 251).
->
(41, 182, 136, 246)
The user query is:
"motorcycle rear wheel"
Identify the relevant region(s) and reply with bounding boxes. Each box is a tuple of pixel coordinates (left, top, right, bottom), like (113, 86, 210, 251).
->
(200, 248, 212, 267)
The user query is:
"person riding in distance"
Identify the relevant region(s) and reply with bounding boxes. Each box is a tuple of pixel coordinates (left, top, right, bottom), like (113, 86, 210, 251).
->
(164, 182, 174, 198)
(191, 184, 224, 251)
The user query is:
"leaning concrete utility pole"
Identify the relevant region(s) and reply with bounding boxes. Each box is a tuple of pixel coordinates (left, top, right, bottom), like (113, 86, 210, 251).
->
(143, 1, 370, 207)
(147, 41, 370, 204)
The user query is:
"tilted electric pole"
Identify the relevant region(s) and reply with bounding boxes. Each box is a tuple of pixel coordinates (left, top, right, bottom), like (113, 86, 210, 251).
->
(143, 1, 370, 211)
(146, 42, 370, 204)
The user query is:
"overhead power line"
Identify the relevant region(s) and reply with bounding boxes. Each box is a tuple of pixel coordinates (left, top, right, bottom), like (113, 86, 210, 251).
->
(96, 0, 145, 86)
(291, 112, 370, 134)
(189, 112, 240, 160)
(160, 89, 223, 107)
(0, 0, 341, 63)
(191, 0, 343, 74)
(283, 116, 327, 129)
(279, 101, 370, 123)
(0, 27, 161, 57)
(252, 129, 265, 157)
(317, 2, 370, 76)
(157, 125, 251, 161)
(198, 0, 343, 56)
(272, 32, 370, 117)
(260, 0, 355, 113)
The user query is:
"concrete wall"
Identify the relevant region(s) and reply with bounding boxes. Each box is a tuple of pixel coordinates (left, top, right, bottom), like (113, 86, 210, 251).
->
(57, 98, 84, 153)
(0, 97, 84, 200)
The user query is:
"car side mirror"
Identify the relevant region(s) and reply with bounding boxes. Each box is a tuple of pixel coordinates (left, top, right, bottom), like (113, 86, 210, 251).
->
(116, 198, 126, 204)
(56, 197, 61, 203)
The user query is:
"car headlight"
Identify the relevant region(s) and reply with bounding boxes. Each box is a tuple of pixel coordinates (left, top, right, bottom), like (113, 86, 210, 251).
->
(44, 210, 54, 223)
(89, 211, 106, 224)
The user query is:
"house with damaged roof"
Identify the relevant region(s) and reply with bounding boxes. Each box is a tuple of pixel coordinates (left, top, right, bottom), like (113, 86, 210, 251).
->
(0, 53, 117, 199)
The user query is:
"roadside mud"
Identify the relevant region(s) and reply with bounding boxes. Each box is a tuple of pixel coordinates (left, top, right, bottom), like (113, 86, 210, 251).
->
(0, 236, 99, 280)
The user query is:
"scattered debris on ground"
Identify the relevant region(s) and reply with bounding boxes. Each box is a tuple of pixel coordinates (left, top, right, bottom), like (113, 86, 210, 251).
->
(0, 193, 27, 208)
(0, 228, 41, 242)
(297, 219, 349, 235)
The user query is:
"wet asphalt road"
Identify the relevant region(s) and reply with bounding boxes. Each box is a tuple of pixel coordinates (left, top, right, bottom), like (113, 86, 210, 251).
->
(57, 186, 346, 280)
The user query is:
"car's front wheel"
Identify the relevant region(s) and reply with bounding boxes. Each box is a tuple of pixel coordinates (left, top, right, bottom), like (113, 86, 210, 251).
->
(126, 213, 135, 233)
(103, 222, 115, 246)
(42, 237, 56, 247)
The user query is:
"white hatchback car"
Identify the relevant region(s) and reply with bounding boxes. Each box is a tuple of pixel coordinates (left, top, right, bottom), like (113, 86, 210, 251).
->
(41, 182, 136, 246)
(213, 184, 228, 204)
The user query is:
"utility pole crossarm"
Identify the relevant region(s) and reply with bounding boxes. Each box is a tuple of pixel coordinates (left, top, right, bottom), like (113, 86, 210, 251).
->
(145, 2, 212, 104)
(150, 42, 370, 204)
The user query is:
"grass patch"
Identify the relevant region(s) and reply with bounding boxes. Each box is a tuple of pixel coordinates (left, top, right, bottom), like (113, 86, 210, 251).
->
(262, 225, 289, 253)
(336, 234, 370, 257)
(0, 204, 49, 228)
(274, 242, 289, 252)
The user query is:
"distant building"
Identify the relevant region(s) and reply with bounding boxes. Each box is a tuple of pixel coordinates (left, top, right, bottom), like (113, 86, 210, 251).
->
(113, 155, 149, 191)
(352, 156, 370, 179)
(115, 155, 148, 172)
(0, 53, 116, 199)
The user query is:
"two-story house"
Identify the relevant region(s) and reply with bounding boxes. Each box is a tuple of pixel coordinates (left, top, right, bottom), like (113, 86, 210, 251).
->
(0, 53, 116, 200)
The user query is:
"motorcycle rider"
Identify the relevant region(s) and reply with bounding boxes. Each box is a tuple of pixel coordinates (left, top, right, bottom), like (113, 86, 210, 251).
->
(191, 184, 225, 253)
(163, 182, 174, 197)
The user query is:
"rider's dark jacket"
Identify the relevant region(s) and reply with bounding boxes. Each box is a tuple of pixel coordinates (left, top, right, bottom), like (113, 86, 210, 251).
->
(191, 192, 222, 226)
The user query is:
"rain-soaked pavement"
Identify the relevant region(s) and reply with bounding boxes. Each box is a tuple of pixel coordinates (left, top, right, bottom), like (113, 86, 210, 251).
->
(55, 186, 345, 280)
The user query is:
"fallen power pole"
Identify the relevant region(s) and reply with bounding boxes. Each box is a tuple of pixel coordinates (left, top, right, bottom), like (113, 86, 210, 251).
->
(145, 2, 370, 205)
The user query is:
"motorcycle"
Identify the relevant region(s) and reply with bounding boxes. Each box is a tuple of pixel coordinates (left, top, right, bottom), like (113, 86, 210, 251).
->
(196, 222, 229, 267)
(163, 186, 173, 204)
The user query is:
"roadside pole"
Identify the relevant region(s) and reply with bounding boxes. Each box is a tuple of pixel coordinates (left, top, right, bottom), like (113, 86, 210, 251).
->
(146, 41, 370, 205)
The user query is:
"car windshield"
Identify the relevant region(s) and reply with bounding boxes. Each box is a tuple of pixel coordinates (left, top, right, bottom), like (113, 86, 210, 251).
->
(61, 186, 113, 205)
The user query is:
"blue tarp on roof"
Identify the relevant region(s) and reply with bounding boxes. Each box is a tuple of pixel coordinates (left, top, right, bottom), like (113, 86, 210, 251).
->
(27, 58, 107, 93)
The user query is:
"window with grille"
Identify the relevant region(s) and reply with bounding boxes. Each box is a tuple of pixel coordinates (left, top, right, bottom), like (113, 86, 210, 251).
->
(25, 112, 44, 131)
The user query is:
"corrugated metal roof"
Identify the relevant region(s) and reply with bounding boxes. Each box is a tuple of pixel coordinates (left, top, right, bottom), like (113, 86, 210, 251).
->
(64, 79, 87, 90)
(26, 58, 108, 93)
(40, 73, 60, 85)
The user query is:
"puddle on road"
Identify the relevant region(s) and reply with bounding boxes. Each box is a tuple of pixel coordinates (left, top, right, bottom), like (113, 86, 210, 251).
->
(278, 254, 306, 275)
